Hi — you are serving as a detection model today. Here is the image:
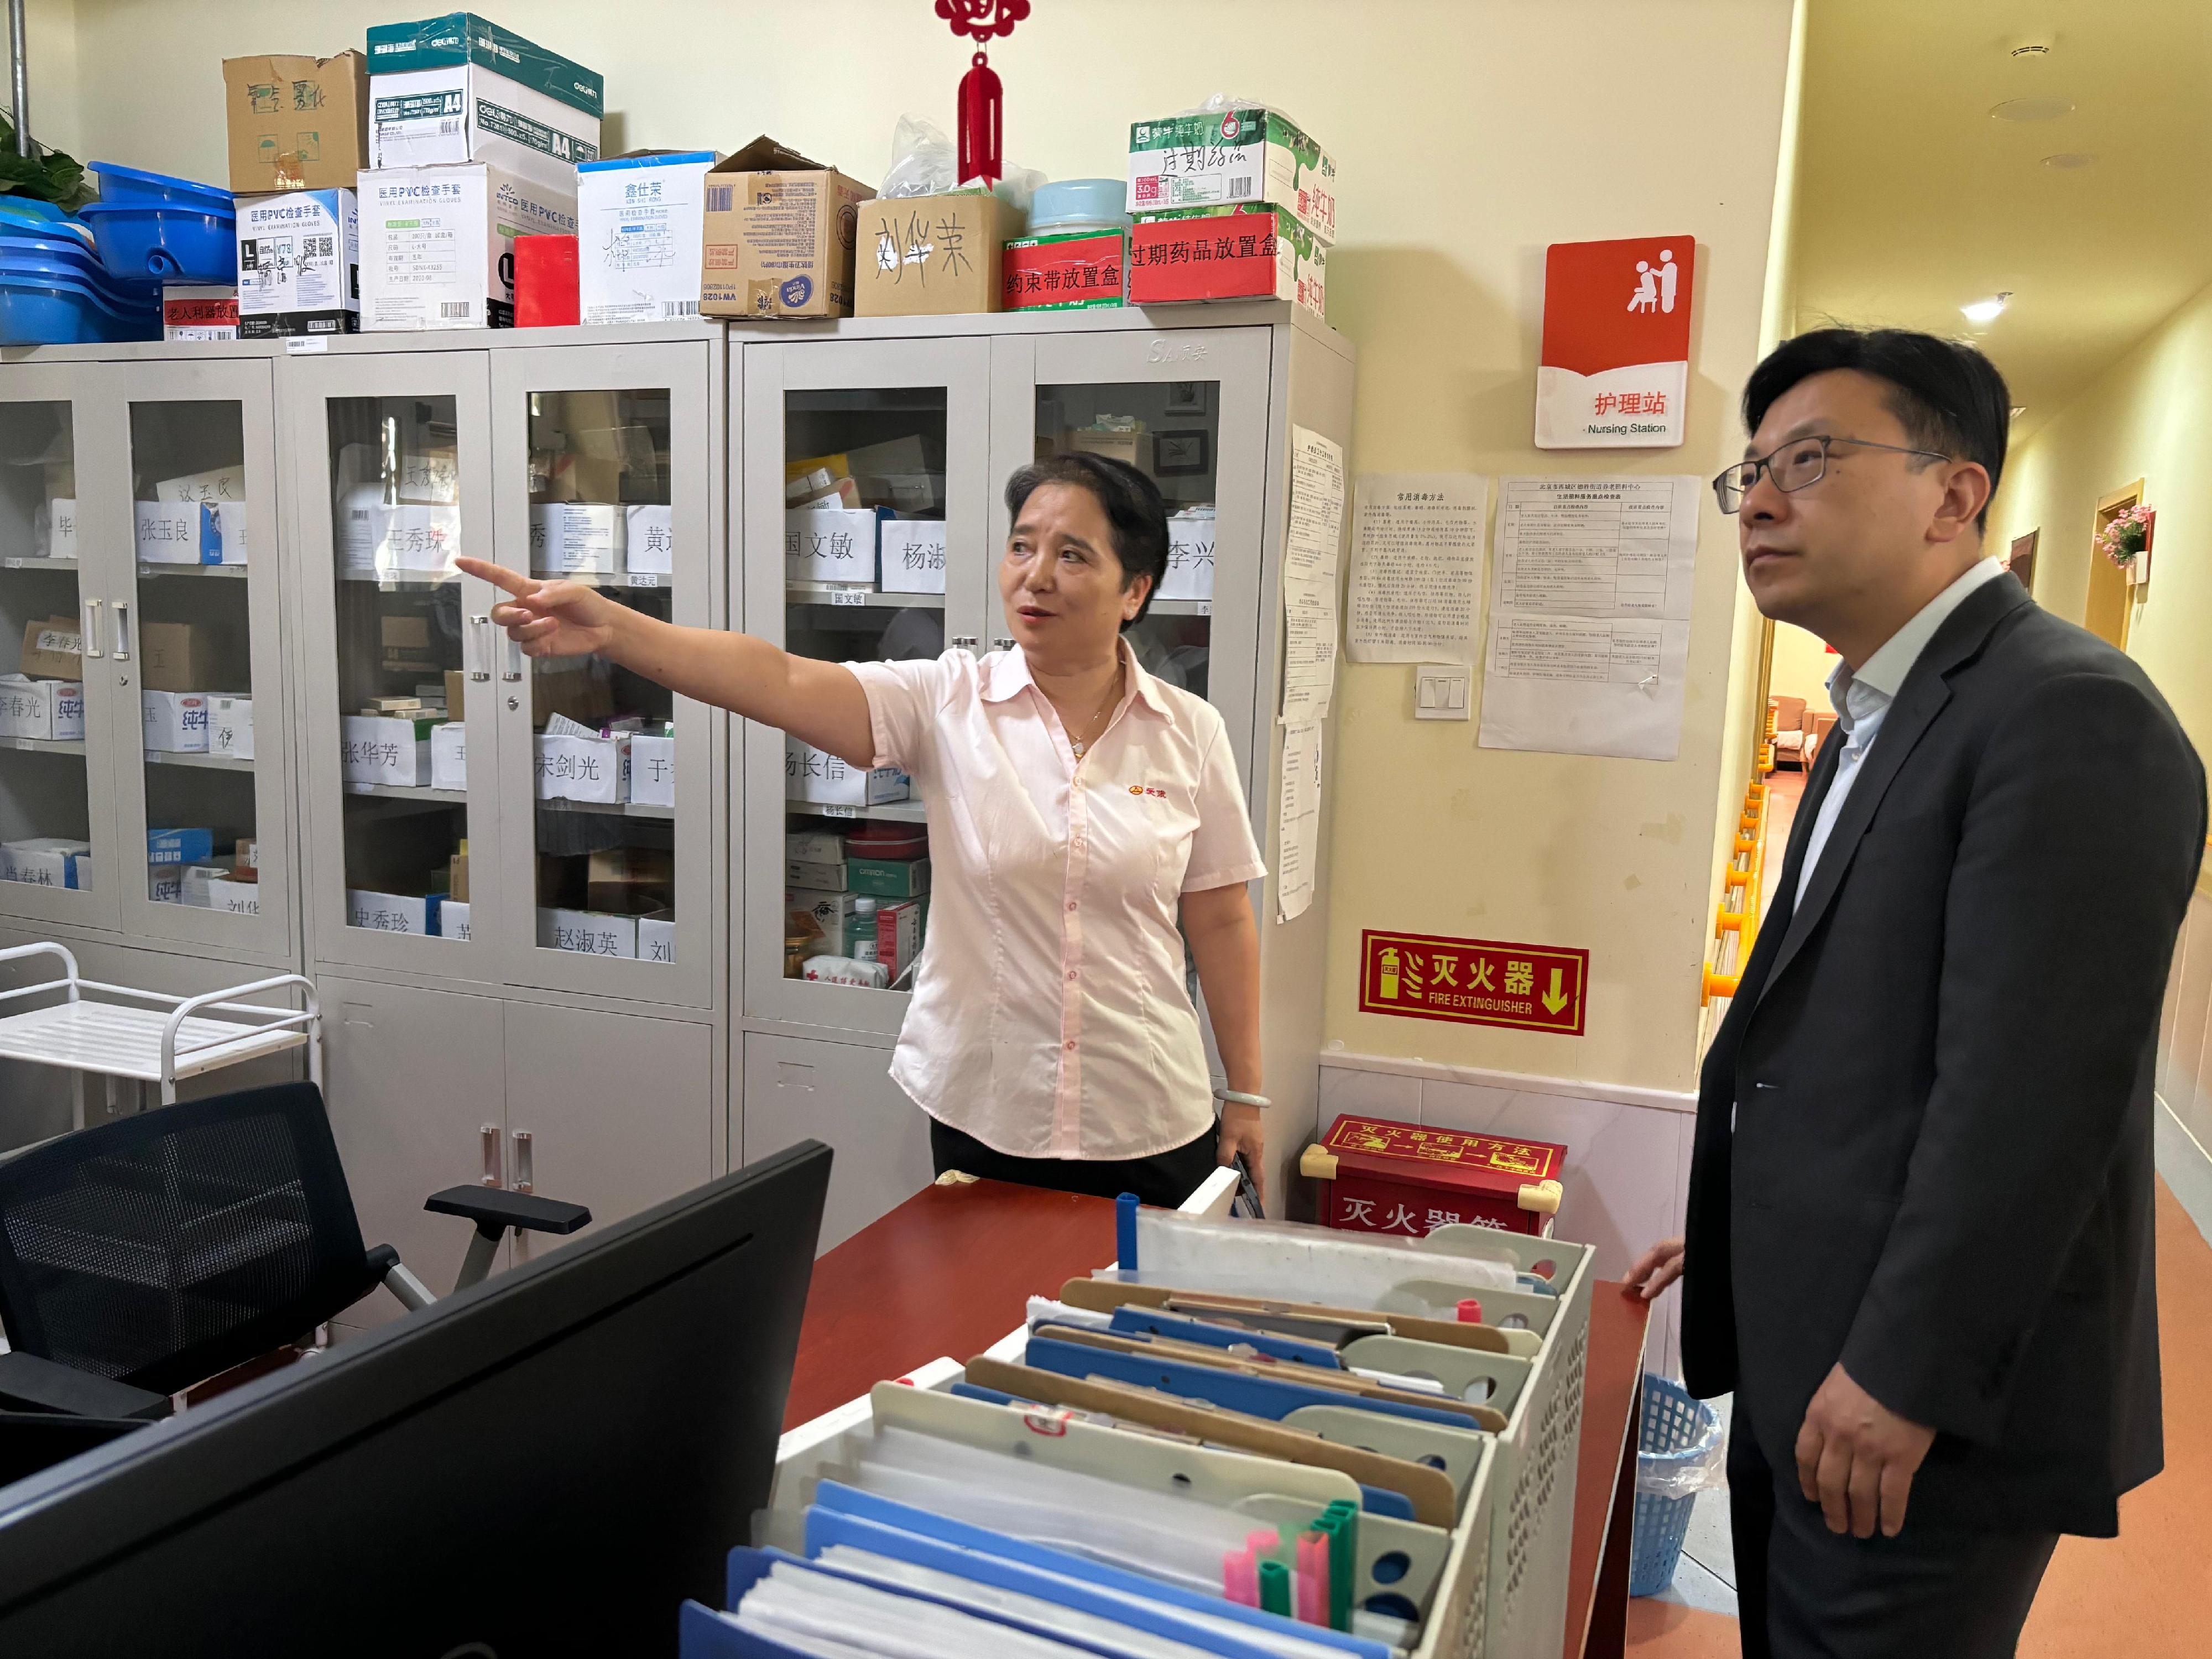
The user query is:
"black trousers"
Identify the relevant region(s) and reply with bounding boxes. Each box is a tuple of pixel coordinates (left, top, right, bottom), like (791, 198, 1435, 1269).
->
(1729, 1399, 2057, 1659)
(928, 1118, 1221, 1210)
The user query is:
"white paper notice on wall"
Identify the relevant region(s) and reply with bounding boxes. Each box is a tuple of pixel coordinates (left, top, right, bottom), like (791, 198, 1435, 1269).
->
(1478, 474, 1700, 760)
(1276, 720, 1323, 924)
(1280, 425, 1346, 723)
(1346, 473, 1489, 664)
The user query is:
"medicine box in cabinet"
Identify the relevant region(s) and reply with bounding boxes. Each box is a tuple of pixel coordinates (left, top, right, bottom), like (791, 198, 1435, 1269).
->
(529, 503, 623, 575)
(785, 506, 878, 585)
(576, 150, 717, 325)
(538, 907, 637, 958)
(135, 499, 216, 565)
(430, 720, 467, 790)
(348, 889, 442, 935)
(149, 828, 215, 867)
(148, 865, 182, 904)
(141, 623, 224, 695)
(341, 714, 435, 786)
(535, 731, 629, 804)
(206, 878, 260, 915)
(143, 692, 211, 754)
(1160, 508, 1215, 602)
(785, 858, 843, 890)
(0, 676, 84, 741)
(364, 14, 602, 190)
(439, 900, 471, 940)
(35, 499, 76, 560)
(341, 502, 461, 577)
(630, 733, 674, 806)
(358, 160, 577, 330)
(784, 734, 906, 806)
(625, 504, 672, 576)
(847, 856, 928, 899)
(210, 696, 253, 761)
(639, 915, 674, 963)
(786, 886, 857, 940)
(19, 617, 82, 680)
(879, 520, 947, 594)
(785, 830, 845, 864)
(2, 838, 88, 888)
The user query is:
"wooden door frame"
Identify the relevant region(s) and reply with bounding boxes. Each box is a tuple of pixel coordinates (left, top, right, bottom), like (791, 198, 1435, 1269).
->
(2088, 479, 2144, 650)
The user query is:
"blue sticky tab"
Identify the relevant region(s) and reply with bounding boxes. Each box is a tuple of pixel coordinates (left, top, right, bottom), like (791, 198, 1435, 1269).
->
(1116, 1191, 1139, 1272)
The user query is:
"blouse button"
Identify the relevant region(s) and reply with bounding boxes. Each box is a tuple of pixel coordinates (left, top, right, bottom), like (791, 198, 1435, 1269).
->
(1065, 900, 1078, 913)
(1066, 970, 1078, 982)
(1064, 1040, 1077, 1052)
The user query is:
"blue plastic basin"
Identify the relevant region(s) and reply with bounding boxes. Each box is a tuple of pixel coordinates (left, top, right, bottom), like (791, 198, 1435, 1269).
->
(78, 202, 237, 284)
(0, 243, 160, 310)
(0, 272, 160, 343)
(87, 161, 234, 212)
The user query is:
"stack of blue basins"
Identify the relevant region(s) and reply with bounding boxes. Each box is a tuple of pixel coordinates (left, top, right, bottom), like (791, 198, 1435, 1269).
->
(0, 196, 162, 343)
(79, 163, 238, 285)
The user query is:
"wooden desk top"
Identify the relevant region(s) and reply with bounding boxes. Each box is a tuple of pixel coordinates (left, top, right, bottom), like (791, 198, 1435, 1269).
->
(782, 1178, 1118, 1430)
(1562, 1284, 1652, 1659)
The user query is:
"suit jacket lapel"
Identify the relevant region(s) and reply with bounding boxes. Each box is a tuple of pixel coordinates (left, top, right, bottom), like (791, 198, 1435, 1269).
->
(1751, 574, 2031, 1010)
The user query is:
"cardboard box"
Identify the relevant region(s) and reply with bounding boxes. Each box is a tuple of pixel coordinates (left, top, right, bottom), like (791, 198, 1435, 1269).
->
(1066, 426, 1152, 474)
(143, 691, 211, 754)
(1160, 508, 1216, 601)
(638, 915, 674, 964)
(586, 845, 672, 912)
(445, 670, 467, 716)
(359, 161, 577, 330)
(625, 504, 673, 577)
(141, 622, 226, 694)
(366, 13, 602, 189)
(348, 888, 441, 935)
(341, 713, 435, 785)
(163, 285, 241, 341)
(529, 502, 623, 574)
(438, 899, 471, 939)
(222, 51, 371, 193)
(853, 191, 1012, 318)
(785, 505, 878, 585)
(1129, 205, 1326, 322)
(577, 150, 717, 325)
(0, 676, 84, 741)
(210, 695, 254, 761)
(538, 906, 637, 958)
(237, 189, 361, 337)
(2, 837, 88, 889)
(1308, 1114, 1567, 1239)
(535, 731, 629, 804)
(1003, 229, 1126, 311)
(785, 830, 846, 865)
(35, 498, 75, 560)
(878, 519, 947, 594)
(531, 656, 614, 728)
(786, 886, 857, 939)
(1128, 106, 1337, 244)
(149, 827, 216, 867)
(699, 137, 873, 320)
(784, 733, 907, 806)
(19, 617, 81, 679)
(847, 855, 930, 899)
(630, 732, 675, 806)
(449, 842, 469, 903)
(785, 858, 844, 890)
(430, 719, 467, 790)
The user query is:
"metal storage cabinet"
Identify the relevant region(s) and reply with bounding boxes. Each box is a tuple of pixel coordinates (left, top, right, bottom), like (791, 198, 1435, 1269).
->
(0, 346, 300, 969)
(730, 303, 1353, 1241)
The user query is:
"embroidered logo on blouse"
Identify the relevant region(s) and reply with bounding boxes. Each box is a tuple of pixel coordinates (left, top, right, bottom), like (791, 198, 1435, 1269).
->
(1128, 785, 1168, 799)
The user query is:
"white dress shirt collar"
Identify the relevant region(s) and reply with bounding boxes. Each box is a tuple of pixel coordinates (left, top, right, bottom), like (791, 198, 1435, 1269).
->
(1826, 556, 2006, 726)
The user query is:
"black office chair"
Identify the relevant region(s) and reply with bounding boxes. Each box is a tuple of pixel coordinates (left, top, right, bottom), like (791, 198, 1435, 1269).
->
(0, 1081, 589, 1423)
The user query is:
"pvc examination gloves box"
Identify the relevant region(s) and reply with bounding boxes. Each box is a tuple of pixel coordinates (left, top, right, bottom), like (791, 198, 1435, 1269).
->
(359, 161, 577, 329)
(367, 13, 602, 191)
(238, 189, 360, 337)
(577, 150, 718, 325)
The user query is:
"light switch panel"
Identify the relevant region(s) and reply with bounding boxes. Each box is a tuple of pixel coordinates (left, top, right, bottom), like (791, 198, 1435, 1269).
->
(1413, 664, 1471, 720)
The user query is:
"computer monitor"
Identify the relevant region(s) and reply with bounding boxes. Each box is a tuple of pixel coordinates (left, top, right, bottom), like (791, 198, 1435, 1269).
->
(0, 1139, 831, 1658)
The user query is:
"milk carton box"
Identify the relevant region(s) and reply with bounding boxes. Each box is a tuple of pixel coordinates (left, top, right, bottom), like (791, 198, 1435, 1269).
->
(210, 695, 254, 761)
(143, 691, 211, 753)
(0, 676, 84, 741)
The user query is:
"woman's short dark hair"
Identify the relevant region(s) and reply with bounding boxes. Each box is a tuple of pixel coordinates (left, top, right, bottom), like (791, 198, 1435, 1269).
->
(1743, 327, 2011, 530)
(1003, 452, 1170, 628)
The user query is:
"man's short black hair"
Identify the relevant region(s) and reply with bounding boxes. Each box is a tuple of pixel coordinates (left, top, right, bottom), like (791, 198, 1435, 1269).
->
(1004, 452, 1169, 628)
(1742, 327, 2012, 531)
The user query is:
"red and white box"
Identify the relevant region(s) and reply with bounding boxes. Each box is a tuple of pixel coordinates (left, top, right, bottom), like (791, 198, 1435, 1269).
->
(1535, 234, 1695, 449)
(1300, 1113, 1566, 1238)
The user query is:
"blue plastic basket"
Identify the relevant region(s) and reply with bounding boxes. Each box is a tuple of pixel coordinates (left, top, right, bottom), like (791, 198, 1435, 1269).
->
(1629, 1374, 1722, 1598)
(87, 160, 234, 211)
(78, 202, 236, 284)
(0, 272, 156, 343)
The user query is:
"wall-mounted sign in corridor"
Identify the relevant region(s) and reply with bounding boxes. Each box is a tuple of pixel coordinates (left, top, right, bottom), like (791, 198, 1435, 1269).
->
(1535, 234, 1695, 450)
(1358, 928, 1588, 1036)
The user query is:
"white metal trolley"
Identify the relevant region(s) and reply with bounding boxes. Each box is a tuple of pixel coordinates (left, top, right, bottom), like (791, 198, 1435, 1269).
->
(0, 943, 321, 1130)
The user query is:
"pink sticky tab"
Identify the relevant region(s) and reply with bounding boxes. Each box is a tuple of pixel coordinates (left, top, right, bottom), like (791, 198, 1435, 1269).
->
(1457, 1297, 1484, 1323)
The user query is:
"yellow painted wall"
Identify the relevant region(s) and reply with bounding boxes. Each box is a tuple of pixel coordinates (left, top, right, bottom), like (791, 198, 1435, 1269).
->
(50, 0, 1796, 1094)
(1767, 620, 1833, 706)
(1988, 274, 2212, 760)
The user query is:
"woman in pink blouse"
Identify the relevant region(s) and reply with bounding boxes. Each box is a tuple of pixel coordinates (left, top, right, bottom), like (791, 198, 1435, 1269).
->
(460, 453, 1269, 1208)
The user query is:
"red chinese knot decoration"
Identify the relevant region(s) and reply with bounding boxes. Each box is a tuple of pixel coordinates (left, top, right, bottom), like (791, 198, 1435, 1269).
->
(934, 0, 1030, 185)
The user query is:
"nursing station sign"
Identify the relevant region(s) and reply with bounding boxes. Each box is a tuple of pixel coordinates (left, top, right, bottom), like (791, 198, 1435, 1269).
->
(1535, 235, 1695, 449)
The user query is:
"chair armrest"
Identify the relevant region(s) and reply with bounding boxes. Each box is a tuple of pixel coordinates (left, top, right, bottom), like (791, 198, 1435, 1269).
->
(0, 1350, 169, 1420)
(424, 1186, 592, 1237)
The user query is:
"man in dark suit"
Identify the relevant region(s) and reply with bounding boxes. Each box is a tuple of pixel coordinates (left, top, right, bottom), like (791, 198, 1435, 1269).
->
(1627, 327, 2205, 1657)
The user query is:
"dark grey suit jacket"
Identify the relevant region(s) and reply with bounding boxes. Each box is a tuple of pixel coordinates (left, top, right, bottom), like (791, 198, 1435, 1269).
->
(1682, 572, 2205, 1536)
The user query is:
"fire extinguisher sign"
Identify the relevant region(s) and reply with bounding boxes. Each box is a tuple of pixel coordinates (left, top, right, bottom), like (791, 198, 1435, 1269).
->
(1358, 929, 1589, 1036)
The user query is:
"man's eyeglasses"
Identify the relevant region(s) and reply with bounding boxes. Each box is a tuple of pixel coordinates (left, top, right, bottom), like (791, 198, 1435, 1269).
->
(1712, 434, 1952, 514)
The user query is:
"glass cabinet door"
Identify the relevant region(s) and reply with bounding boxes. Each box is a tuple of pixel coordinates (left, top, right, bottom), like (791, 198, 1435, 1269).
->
(992, 327, 1274, 791)
(291, 351, 504, 977)
(112, 358, 293, 956)
(0, 367, 120, 931)
(489, 342, 716, 1010)
(739, 336, 992, 1036)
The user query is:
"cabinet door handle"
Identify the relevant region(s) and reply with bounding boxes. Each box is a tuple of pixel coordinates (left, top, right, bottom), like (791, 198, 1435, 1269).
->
(510, 1129, 534, 1194)
(467, 614, 491, 682)
(951, 634, 979, 650)
(992, 636, 1014, 653)
(111, 600, 133, 662)
(479, 1123, 502, 1187)
(501, 630, 523, 684)
(81, 598, 103, 661)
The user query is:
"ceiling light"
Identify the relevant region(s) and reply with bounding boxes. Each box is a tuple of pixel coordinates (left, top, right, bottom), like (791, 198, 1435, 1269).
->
(2010, 405, 2027, 418)
(2008, 43, 2053, 60)
(2043, 152, 2099, 170)
(1961, 292, 2012, 325)
(1991, 96, 2074, 122)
